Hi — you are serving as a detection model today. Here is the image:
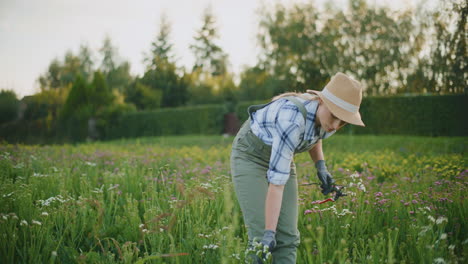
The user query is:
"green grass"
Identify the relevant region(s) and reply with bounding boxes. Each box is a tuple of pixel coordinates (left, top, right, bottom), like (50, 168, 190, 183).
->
(0, 135, 466, 263)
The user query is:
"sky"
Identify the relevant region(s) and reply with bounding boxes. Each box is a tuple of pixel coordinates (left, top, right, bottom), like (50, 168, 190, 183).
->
(0, 0, 434, 98)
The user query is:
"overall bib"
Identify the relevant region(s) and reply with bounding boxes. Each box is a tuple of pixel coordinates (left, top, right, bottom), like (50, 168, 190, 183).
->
(230, 97, 309, 264)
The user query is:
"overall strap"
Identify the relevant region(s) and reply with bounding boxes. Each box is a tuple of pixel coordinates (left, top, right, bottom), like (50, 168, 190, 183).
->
(247, 101, 274, 117)
(283, 96, 307, 122)
(247, 96, 308, 122)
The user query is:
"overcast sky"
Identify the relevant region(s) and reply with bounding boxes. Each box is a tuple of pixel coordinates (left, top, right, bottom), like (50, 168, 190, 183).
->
(0, 0, 433, 98)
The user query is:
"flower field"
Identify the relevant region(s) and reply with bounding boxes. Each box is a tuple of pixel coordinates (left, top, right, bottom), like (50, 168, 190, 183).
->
(0, 135, 466, 263)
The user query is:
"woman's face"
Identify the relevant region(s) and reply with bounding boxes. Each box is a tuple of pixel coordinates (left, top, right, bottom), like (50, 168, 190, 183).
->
(316, 100, 347, 132)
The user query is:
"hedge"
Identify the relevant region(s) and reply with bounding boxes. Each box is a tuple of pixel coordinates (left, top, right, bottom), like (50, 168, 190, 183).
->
(106, 104, 225, 139)
(235, 95, 467, 137)
(0, 95, 466, 144)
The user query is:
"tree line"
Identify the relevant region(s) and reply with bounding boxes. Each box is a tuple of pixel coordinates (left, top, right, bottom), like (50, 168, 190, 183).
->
(0, 0, 466, 138)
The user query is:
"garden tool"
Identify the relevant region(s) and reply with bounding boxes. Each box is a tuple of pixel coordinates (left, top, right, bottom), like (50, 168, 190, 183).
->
(300, 182, 347, 204)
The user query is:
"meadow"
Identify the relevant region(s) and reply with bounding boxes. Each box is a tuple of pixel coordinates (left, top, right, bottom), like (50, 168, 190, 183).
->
(0, 135, 466, 263)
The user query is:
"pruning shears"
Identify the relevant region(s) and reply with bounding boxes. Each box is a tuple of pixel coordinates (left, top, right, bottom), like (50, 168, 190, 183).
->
(300, 183, 347, 204)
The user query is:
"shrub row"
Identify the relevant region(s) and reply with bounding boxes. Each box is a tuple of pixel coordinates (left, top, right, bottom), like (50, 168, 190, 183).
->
(106, 104, 226, 139)
(0, 95, 466, 144)
(235, 95, 467, 137)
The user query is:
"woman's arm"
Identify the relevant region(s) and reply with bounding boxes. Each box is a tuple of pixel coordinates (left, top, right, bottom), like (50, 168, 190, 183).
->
(265, 183, 285, 230)
(308, 139, 324, 162)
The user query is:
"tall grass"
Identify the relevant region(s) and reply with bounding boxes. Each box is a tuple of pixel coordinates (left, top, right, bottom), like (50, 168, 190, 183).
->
(0, 135, 466, 263)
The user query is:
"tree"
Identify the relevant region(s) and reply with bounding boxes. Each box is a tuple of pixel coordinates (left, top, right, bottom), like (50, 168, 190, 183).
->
(100, 35, 117, 74)
(38, 59, 63, 90)
(78, 43, 95, 82)
(125, 79, 163, 110)
(256, 0, 425, 96)
(144, 14, 174, 70)
(424, 0, 466, 94)
(140, 14, 188, 107)
(187, 7, 235, 105)
(38, 45, 94, 91)
(60, 51, 82, 87)
(60, 74, 91, 121)
(89, 71, 115, 114)
(238, 66, 278, 101)
(190, 7, 229, 77)
(99, 36, 133, 93)
(0, 90, 19, 124)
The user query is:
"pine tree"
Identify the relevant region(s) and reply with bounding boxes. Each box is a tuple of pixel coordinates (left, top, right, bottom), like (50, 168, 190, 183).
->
(140, 14, 188, 107)
(190, 7, 228, 77)
(60, 74, 91, 121)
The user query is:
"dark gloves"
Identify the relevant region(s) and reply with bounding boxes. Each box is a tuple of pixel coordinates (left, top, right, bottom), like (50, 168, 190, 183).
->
(315, 160, 335, 195)
(260, 229, 276, 252)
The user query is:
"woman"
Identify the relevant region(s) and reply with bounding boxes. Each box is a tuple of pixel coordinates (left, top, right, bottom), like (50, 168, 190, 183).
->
(230, 72, 365, 263)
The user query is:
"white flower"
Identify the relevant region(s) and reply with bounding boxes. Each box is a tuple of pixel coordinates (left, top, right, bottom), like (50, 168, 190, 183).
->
(41, 212, 49, 216)
(139, 224, 145, 229)
(203, 244, 219, 249)
(51, 251, 57, 257)
(440, 233, 447, 240)
(336, 208, 353, 217)
(418, 225, 431, 236)
(85, 161, 96, 167)
(20, 220, 28, 226)
(13, 162, 24, 169)
(2, 214, 7, 220)
(2, 152, 11, 159)
(91, 186, 104, 194)
(37, 194, 71, 206)
(2, 192, 14, 198)
(433, 257, 446, 264)
(32, 173, 48, 178)
(107, 184, 120, 191)
(436, 217, 448, 225)
(200, 183, 213, 189)
(428, 215, 436, 223)
(142, 229, 149, 234)
(32, 220, 42, 226)
(357, 182, 367, 192)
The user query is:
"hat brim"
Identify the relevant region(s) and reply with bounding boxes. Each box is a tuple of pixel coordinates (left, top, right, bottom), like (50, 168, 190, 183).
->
(309, 90, 365, 127)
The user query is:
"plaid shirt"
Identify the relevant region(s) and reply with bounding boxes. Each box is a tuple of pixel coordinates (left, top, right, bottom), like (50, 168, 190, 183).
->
(250, 96, 335, 185)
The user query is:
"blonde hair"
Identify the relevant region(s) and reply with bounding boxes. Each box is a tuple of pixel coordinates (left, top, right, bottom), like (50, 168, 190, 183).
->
(271, 91, 320, 102)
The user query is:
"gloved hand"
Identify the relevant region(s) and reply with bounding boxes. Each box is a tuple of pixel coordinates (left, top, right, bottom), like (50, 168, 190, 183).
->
(260, 229, 276, 252)
(315, 160, 335, 195)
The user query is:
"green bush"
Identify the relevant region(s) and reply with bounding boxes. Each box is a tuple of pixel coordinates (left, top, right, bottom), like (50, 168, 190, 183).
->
(1, 95, 465, 144)
(107, 104, 225, 139)
(342, 94, 468, 136)
(0, 118, 55, 144)
(0, 90, 19, 124)
(235, 95, 467, 137)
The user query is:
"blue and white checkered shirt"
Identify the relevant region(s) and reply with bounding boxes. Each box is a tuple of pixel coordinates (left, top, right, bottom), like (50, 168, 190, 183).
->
(250, 96, 335, 185)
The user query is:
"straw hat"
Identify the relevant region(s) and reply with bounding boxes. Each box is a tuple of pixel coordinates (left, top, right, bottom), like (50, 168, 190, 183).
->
(307, 72, 365, 127)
